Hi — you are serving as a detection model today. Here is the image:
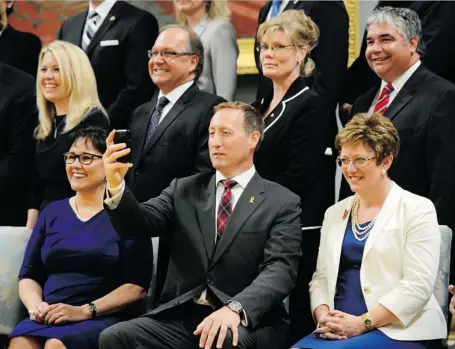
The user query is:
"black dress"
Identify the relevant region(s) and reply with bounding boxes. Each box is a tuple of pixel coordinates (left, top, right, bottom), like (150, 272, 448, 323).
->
(29, 108, 109, 210)
(252, 76, 336, 342)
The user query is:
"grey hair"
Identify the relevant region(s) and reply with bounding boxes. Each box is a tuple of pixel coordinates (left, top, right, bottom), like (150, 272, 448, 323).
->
(160, 24, 204, 81)
(367, 6, 425, 55)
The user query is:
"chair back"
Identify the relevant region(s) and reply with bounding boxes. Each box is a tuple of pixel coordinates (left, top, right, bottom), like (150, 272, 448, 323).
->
(0, 226, 32, 334)
(433, 225, 453, 323)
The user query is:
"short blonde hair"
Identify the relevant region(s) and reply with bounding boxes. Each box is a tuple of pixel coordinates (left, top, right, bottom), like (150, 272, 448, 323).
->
(257, 9, 319, 77)
(174, 0, 231, 25)
(35, 40, 106, 140)
(335, 113, 400, 164)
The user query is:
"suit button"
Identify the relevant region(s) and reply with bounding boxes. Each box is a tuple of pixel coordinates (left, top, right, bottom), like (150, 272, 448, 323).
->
(207, 278, 214, 285)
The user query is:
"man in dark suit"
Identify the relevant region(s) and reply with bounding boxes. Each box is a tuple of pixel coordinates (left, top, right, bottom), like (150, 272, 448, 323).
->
(0, 0, 41, 77)
(0, 63, 37, 226)
(342, 7, 455, 242)
(127, 25, 224, 203)
(341, 1, 455, 106)
(99, 101, 302, 349)
(57, 0, 158, 129)
(128, 24, 224, 304)
(255, 0, 348, 111)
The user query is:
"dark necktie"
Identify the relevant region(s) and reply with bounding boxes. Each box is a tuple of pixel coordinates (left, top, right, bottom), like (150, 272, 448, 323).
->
(216, 179, 237, 244)
(82, 11, 100, 51)
(373, 83, 394, 115)
(143, 96, 169, 148)
(271, 0, 281, 17)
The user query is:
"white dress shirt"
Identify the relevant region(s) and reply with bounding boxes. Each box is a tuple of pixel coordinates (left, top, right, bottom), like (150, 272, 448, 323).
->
(83, 0, 117, 36)
(156, 80, 194, 124)
(266, 0, 290, 20)
(368, 60, 421, 114)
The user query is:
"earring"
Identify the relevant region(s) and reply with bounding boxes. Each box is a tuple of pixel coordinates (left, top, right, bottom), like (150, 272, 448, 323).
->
(297, 60, 301, 66)
(382, 170, 386, 175)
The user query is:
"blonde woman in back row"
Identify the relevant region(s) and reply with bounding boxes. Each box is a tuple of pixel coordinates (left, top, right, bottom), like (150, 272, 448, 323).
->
(174, 0, 238, 101)
(26, 40, 109, 229)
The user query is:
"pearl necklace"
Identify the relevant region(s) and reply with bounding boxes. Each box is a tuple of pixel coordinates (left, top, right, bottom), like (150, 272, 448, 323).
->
(350, 182, 394, 242)
(350, 199, 377, 241)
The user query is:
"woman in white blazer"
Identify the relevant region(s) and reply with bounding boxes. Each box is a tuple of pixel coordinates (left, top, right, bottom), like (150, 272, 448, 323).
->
(173, 0, 238, 101)
(292, 113, 446, 348)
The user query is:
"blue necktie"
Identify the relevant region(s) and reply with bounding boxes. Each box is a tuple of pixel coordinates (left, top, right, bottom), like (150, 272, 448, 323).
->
(143, 96, 169, 148)
(271, 0, 281, 17)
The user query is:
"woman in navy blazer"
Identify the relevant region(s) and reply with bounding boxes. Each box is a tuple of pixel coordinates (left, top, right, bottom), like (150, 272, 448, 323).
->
(252, 10, 335, 341)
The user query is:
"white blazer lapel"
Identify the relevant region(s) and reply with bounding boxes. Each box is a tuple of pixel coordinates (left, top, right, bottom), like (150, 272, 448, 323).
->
(362, 183, 403, 260)
(328, 197, 354, 295)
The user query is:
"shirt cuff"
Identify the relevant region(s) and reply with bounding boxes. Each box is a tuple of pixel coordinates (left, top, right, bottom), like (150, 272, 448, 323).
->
(104, 181, 126, 209)
(240, 309, 249, 327)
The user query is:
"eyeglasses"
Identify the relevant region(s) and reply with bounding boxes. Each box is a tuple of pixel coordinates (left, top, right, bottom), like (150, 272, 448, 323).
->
(63, 152, 102, 165)
(336, 156, 376, 168)
(256, 44, 298, 53)
(147, 50, 194, 59)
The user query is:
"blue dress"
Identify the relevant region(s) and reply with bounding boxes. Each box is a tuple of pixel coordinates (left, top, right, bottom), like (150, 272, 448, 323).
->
(8, 199, 153, 349)
(292, 219, 426, 349)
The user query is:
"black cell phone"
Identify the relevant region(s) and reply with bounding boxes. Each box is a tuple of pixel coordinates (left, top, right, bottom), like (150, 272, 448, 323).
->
(113, 129, 132, 163)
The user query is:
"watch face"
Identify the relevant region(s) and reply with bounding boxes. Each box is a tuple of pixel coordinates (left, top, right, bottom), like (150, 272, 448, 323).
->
(229, 301, 242, 312)
(365, 318, 372, 327)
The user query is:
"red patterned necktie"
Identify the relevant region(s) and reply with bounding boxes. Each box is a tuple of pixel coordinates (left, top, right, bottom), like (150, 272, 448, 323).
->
(216, 179, 237, 243)
(373, 83, 394, 114)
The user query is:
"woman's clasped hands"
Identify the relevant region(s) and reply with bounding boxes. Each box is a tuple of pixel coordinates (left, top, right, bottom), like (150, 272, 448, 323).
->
(315, 310, 365, 340)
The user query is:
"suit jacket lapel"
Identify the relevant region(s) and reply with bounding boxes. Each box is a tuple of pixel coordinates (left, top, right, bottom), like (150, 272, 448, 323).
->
(196, 175, 217, 260)
(259, 2, 272, 24)
(352, 86, 377, 116)
(141, 101, 185, 156)
(385, 66, 425, 121)
(363, 183, 402, 260)
(86, 2, 122, 55)
(64, 13, 86, 46)
(210, 173, 265, 268)
(194, 16, 209, 37)
(133, 98, 157, 165)
(141, 85, 197, 156)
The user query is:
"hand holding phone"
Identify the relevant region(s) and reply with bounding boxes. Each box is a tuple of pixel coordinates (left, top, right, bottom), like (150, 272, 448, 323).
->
(113, 129, 132, 163)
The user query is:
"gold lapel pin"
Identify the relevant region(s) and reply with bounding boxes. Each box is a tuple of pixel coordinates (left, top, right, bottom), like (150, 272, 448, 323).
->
(249, 196, 255, 204)
(342, 209, 349, 221)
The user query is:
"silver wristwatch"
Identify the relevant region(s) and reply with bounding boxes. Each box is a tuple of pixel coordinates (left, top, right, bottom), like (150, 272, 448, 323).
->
(226, 300, 243, 314)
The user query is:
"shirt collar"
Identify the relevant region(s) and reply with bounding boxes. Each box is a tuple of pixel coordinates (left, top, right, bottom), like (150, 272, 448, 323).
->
(216, 165, 256, 190)
(380, 60, 421, 95)
(89, 0, 117, 20)
(158, 80, 194, 105)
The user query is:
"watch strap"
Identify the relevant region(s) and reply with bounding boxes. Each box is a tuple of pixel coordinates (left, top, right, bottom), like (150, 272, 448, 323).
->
(361, 313, 373, 329)
(88, 302, 97, 318)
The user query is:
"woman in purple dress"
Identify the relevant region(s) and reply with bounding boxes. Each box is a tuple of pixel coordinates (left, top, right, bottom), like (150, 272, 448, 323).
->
(8, 127, 153, 349)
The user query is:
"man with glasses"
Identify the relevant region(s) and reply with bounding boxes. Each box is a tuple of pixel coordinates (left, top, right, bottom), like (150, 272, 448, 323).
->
(340, 7, 455, 238)
(128, 24, 224, 304)
(57, 0, 158, 129)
